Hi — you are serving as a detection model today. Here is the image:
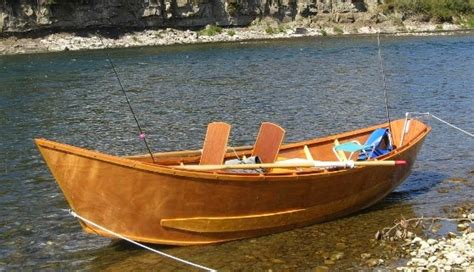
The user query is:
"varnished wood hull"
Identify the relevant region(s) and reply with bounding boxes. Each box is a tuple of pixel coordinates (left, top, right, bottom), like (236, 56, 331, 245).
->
(35, 119, 430, 245)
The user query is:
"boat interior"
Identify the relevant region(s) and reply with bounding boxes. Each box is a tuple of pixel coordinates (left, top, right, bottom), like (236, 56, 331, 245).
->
(127, 118, 429, 174)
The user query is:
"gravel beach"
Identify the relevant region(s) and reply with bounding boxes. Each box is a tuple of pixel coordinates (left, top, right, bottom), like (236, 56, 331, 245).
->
(0, 20, 470, 56)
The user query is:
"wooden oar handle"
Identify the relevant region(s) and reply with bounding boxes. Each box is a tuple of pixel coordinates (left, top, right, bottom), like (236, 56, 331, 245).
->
(353, 160, 406, 166)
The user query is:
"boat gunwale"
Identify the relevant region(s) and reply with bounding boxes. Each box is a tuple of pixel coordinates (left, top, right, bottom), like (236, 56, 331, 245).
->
(35, 119, 431, 181)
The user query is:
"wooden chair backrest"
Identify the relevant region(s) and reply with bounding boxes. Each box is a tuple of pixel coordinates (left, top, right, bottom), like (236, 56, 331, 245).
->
(199, 122, 231, 165)
(251, 122, 285, 163)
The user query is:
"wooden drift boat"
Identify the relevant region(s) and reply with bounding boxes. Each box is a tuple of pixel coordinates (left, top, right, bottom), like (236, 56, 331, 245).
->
(35, 118, 430, 246)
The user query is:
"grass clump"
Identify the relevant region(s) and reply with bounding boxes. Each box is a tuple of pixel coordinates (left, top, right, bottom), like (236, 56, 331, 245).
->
(333, 26, 344, 34)
(265, 23, 286, 35)
(383, 0, 473, 22)
(466, 15, 474, 27)
(199, 25, 223, 36)
(265, 26, 275, 35)
(227, 30, 236, 36)
(44, 0, 57, 5)
(277, 24, 286, 33)
(320, 29, 327, 36)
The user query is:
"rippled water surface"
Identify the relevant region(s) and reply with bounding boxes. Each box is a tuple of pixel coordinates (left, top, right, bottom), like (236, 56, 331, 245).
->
(1, 34, 473, 270)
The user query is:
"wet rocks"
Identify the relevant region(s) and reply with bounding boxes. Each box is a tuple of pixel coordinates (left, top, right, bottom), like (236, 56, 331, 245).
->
(360, 253, 371, 260)
(323, 259, 335, 265)
(319, 250, 345, 266)
(458, 222, 470, 231)
(335, 242, 347, 250)
(314, 265, 330, 272)
(330, 251, 345, 261)
(366, 258, 384, 267)
(398, 226, 473, 270)
(445, 177, 468, 184)
(437, 188, 450, 193)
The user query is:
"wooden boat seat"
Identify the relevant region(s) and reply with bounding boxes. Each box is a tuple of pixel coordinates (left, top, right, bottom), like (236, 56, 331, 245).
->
(199, 122, 232, 165)
(271, 145, 313, 174)
(251, 122, 285, 163)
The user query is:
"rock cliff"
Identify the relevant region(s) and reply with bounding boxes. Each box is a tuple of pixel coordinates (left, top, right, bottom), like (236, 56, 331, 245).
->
(0, 0, 383, 33)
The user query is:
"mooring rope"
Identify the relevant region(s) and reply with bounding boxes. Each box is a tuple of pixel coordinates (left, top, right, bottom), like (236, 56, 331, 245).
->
(67, 209, 216, 272)
(406, 112, 473, 138)
(430, 113, 473, 138)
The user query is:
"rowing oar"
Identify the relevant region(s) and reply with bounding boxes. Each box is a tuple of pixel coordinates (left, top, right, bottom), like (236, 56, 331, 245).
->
(126, 145, 253, 159)
(175, 159, 407, 171)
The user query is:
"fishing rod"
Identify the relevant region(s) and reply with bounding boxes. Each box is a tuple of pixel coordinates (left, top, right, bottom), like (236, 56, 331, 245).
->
(376, 32, 394, 144)
(96, 32, 156, 163)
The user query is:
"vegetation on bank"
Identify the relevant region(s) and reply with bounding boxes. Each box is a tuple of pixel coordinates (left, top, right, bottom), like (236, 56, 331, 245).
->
(198, 25, 222, 36)
(265, 24, 286, 35)
(333, 26, 344, 34)
(383, 0, 474, 24)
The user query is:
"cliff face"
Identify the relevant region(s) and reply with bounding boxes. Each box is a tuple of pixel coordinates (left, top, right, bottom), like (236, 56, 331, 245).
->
(0, 0, 382, 33)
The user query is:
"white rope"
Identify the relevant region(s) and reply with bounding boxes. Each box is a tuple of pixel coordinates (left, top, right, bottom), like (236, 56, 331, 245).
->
(67, 210, 216, 272)
(230, 146, 241, 160)
(429, 113, 473, 138)
(405, 112, 473, 138)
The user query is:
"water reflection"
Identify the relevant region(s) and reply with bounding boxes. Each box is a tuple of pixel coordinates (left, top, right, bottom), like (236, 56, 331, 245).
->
(86, 200, 418, 271)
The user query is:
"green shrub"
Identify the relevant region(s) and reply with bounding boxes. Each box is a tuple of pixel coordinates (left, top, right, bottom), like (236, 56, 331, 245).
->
(278, 24, 286, 33)
(320, 29, 327, 36)
(467, 15, 474, 27)
(199, 25, 223, 36)
(265, 26, 275, 35)
(227, 30, 236, 36)
(383, 0, 473, 22)
(333, 26, 344, 34)
(42, 0, 57, 6)
(265, 24, 286, 35)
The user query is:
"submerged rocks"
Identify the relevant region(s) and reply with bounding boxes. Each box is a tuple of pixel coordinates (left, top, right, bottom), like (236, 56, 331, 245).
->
(360, 253, 371, 260)
(330, 251, 345, 261)
(366, 258, 384, 267)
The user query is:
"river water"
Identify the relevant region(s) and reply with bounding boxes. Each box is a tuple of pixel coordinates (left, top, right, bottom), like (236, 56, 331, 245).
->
(0, 34, 473, 270)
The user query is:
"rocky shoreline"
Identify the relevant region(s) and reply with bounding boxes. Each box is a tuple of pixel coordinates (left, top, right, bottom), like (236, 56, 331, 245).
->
(397, 220, 473, 271)
(400, 231, 473, 271)
(1, 19, 472, 56)
(390, 201, 473, 271)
